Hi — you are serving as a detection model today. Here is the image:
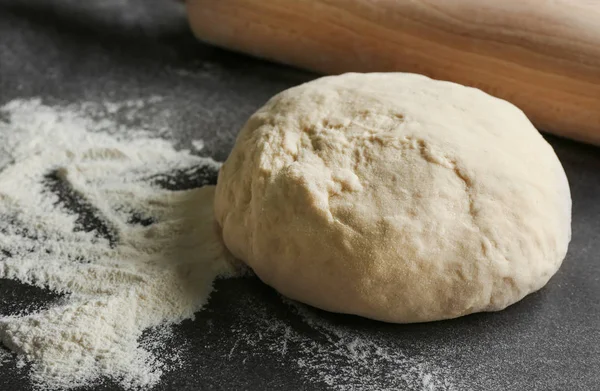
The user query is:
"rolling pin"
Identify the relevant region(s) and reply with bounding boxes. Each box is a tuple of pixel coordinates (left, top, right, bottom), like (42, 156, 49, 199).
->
(186, 0, 600, 145)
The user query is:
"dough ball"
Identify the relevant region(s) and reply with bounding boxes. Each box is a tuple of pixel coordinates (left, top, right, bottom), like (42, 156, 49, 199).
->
(214, 73, 571, 323)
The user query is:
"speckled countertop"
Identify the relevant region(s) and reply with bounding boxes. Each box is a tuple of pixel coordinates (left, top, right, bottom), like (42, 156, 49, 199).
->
(0, 1, 599, 390)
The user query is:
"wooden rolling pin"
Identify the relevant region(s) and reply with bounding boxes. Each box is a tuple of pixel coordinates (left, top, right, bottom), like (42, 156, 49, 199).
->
(186, 0, 600, 145)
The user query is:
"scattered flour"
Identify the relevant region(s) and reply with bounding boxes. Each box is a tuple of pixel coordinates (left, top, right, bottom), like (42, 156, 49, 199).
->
(0, 98, 236, 389)
(225, 288, 458, 391)
(191, 139, 205, 152)
(288, 304, 456, 391)
(0, 348, 11, 368)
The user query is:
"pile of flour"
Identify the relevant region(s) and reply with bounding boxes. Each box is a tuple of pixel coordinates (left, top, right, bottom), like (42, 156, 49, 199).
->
(0, 98, 235, 389)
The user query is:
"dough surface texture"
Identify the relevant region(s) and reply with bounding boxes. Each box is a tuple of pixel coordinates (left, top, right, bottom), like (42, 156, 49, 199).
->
(214, 73, 571, 323)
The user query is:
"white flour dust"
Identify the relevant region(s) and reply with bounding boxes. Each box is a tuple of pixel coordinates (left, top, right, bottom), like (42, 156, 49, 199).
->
(288, 302, 456, 391)
(191, 139, 205, 152)
(0, 348, 11, 368)
(0, 98, 235, 389)
(224, 291, 457, 391)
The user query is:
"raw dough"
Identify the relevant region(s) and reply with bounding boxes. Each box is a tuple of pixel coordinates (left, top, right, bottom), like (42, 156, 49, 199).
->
(214, 73, 571, 323)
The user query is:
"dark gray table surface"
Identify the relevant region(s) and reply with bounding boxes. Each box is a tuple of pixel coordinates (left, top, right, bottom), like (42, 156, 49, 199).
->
(0, 1, 599, 390)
